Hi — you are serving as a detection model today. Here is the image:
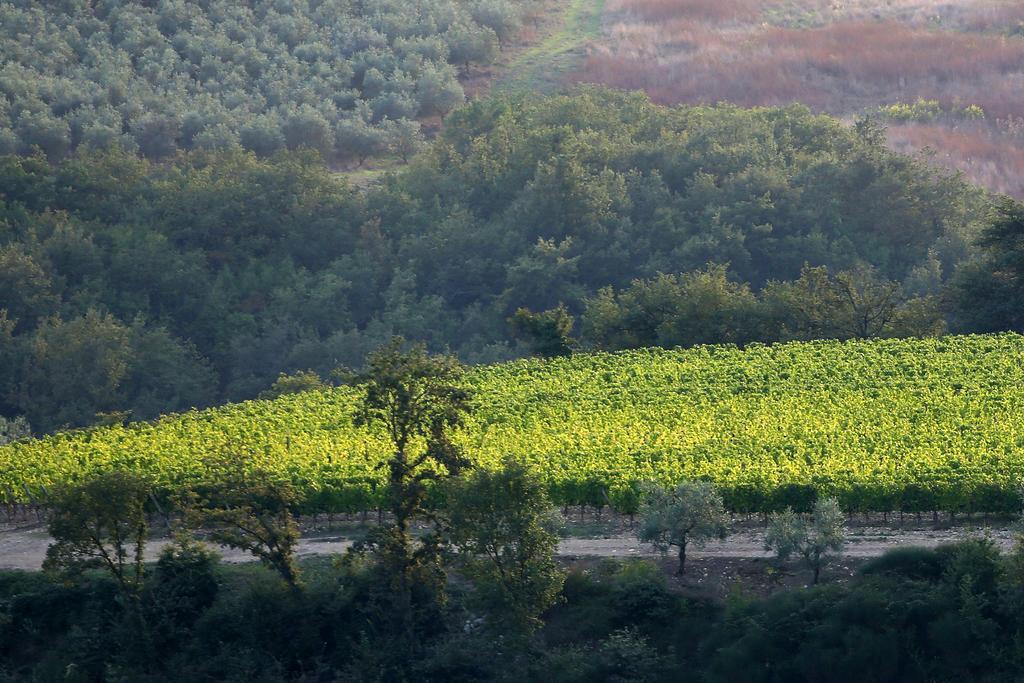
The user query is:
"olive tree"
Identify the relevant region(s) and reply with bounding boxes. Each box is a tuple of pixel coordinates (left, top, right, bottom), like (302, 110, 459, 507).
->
(385, 118, 424, 162)
(444, 21, 499, 70)
(765, 496, 846, 584)
(282, 105, 334, 157)
(470, 0, 521, 46)
(335, 115, 388, 166)
(131, 114, 180, 160)
(415, 64, 464, 118)
(16, 110, 71, 160)
(240, 115, 286, 157)
(637, 481, 729, 575)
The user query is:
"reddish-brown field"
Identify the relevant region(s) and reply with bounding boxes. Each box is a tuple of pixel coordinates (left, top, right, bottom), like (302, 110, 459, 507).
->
(888, 122, 1024, 198)
(573, 0, 1024, 196)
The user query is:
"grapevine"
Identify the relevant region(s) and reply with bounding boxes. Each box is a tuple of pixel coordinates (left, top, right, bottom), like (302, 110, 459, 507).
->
(2, 334, 1023, 514)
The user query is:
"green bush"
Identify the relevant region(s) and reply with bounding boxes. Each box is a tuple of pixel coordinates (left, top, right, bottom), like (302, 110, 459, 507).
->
(859, 546, 945, 581)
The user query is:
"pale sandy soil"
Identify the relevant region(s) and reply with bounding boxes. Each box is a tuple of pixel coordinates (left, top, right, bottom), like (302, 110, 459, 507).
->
(1, 518, 1017, 572)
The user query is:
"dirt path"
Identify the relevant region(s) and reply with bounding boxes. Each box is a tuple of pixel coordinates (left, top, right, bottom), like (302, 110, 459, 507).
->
(492, 0, 606, 94)
(2, 520, 1017, 573)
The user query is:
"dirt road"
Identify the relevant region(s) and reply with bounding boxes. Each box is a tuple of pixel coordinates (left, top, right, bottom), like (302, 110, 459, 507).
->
(2, 519, 1017, 573)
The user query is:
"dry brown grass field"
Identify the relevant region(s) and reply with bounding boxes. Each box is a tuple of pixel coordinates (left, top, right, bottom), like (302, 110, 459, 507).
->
(572, 0, 1024, 196)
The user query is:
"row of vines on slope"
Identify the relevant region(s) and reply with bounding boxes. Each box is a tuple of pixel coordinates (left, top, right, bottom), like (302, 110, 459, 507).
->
(2, 334, 1024, 515)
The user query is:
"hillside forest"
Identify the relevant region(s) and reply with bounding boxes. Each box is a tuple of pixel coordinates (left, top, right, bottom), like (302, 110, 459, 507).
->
(3, 87, 1024, 432)
(3, 0, 1024, 435)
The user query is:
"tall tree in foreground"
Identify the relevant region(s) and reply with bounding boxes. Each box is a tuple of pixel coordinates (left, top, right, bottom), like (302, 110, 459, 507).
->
(637, 481, 729, 575)
(44, 471, 152, 602)
(348, 337, 473, 647)
(446, 461, 565, 635)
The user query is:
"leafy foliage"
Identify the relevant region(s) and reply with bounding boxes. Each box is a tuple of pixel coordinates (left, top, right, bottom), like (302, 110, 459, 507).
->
(951, 197, 1024, 334)
(0, 415, 29, 446)
(0, 0, 530, 161)
(509, 305, 577, 357)
(446, 461, 565, 633)
(7, 539, 1024, 681)
(765, 497, 846, 584)
(352, 337, 473, 533)
(0, 89, 995, 430)
(43, 471, 151, 600)
(5, 333, 1024, 515)
(258, 371, 329, 401)
(181, 461, 303, 590)
(637, 481, 729, 574)
(346, 339, 474, 655)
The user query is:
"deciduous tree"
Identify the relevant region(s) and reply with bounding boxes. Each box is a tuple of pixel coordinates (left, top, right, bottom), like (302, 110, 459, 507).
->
(509, 305, 576, 357)
(44, 471, 152, 602)
(347, 337, 473, 647)
(181, 461, 303, 590)
(446, 461, 564, 633)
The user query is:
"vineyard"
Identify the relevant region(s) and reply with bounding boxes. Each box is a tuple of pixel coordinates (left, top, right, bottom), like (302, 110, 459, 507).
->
(3, 334, 1024, 515)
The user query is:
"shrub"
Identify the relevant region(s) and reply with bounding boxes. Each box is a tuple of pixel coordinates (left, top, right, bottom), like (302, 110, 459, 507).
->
(859, 546, 945, 581)
(446, 462, 565, 634)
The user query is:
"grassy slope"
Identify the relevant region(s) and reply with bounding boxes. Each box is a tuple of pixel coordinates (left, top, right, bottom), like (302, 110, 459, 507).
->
(494, 0, 607, 94)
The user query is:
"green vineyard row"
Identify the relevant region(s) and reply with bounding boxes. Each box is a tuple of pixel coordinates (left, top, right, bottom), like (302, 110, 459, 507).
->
(3, 334, 1024, 514)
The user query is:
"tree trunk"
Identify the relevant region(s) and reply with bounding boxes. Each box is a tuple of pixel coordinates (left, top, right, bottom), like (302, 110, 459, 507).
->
(812, 562, 821, 585)
(677, 541, 687, 575)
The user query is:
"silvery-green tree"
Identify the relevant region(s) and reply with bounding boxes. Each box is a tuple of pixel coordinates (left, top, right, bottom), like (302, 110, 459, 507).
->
(638, 481, 729, 574)
(765, 496, 846, 584)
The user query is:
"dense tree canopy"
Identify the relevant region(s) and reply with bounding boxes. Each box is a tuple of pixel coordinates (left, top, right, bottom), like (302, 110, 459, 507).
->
(0, 0, 529, 162)
(392, 89, 984, 298)
(950, 197, 1024, 334)
(0, 88, 1001, 432)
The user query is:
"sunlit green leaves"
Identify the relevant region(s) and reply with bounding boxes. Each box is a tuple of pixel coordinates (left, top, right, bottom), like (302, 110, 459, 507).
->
(3, 333, 1024, 514)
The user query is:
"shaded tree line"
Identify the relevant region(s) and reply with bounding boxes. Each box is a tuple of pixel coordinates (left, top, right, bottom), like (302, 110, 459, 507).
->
(578, 262, 944, 352)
